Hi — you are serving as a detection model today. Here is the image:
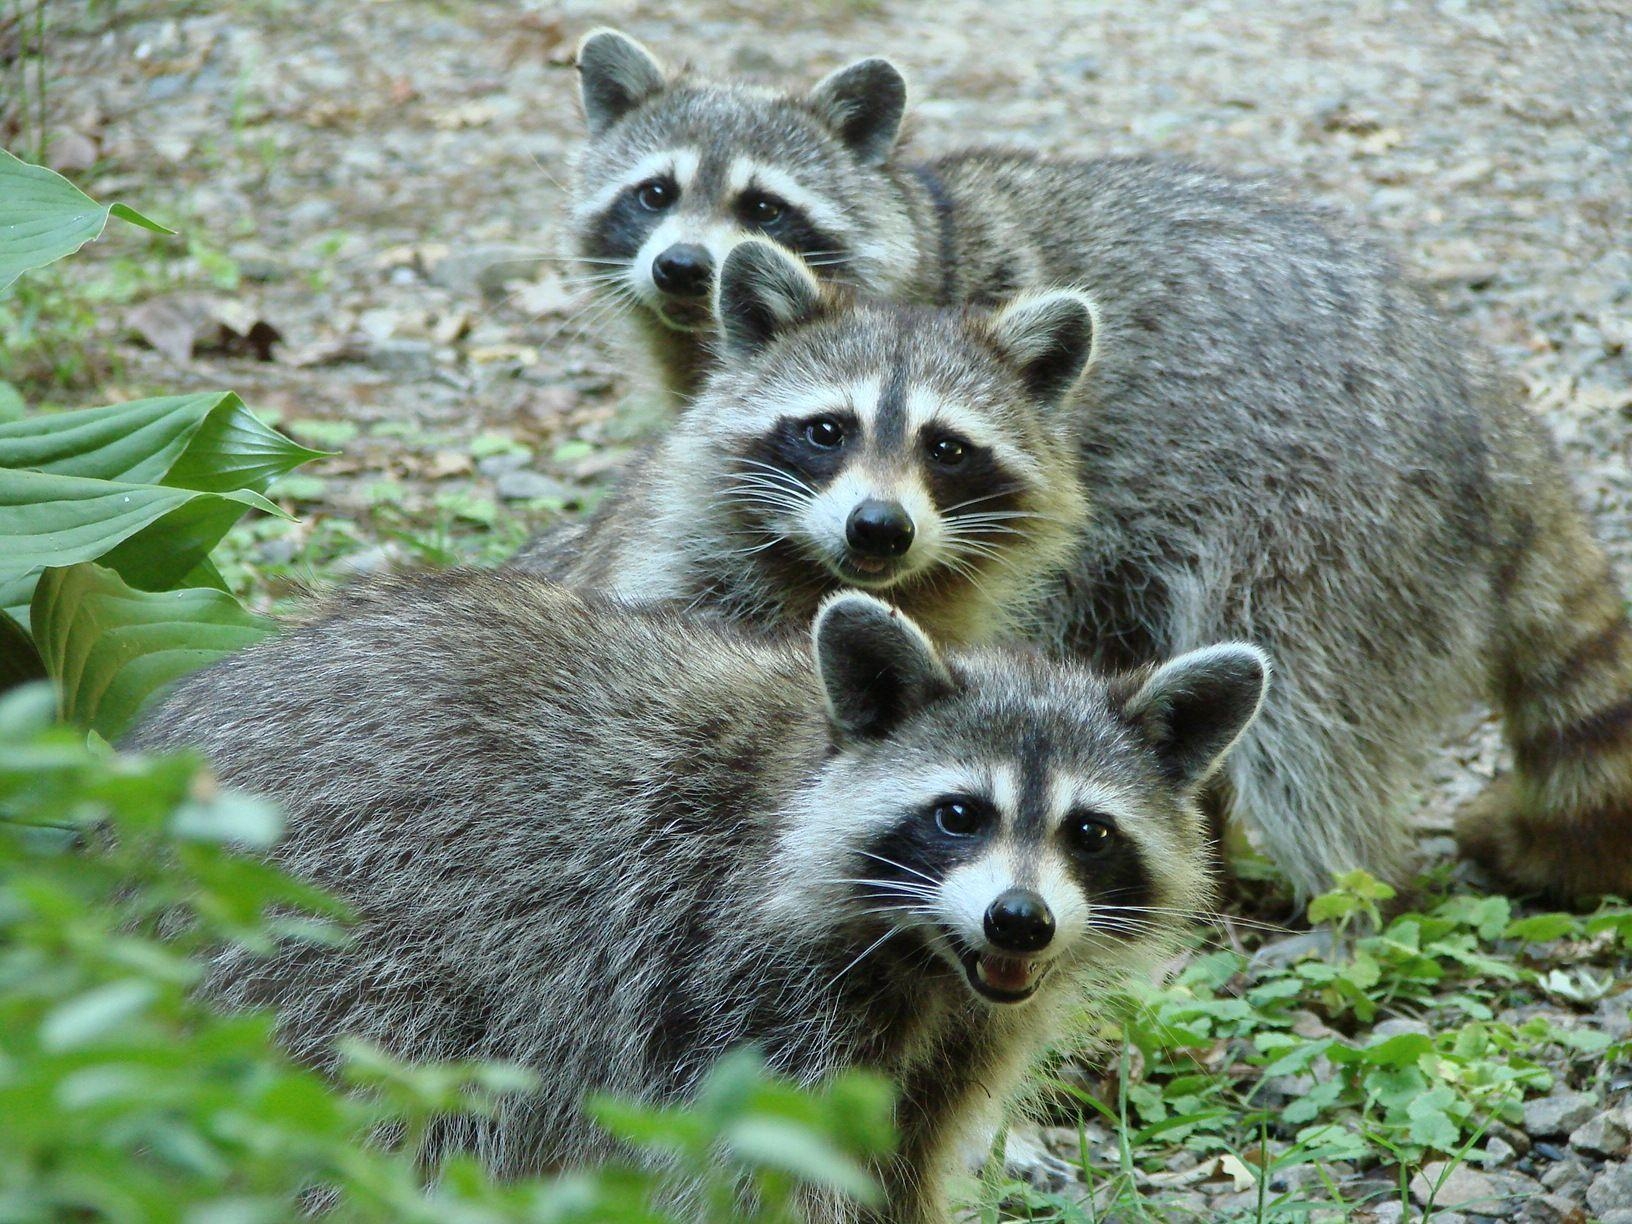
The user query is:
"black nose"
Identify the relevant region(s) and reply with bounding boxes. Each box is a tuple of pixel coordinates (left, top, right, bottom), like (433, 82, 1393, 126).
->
(984, 889, 1056, 954)
(845, 500, 915, 558)
(651, 243, 712, 298)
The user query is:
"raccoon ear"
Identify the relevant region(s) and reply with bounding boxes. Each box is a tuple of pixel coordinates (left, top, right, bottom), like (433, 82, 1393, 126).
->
(715, 239, 825, 361)
(808, 58, 907, 164)
(813, 594, 954, 743)
(1120, 643, 1270, 791)
(987, 291, 1099, 405)
(577, 29, 666, 137)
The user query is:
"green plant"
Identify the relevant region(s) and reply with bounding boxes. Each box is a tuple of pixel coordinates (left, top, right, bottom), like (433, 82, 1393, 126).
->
(0, 150, 322, 740)
(0, 684, 896, 1220)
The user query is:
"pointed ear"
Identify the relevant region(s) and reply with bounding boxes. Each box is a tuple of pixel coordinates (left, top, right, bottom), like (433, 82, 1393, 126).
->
(577, 29, 666, 136)
(813, 594, 954, 743)
(807, 58, 907, 164)
(715, 239, 825, 362)
(986, 291, 1099, 405)
(1121, 644, 1270, 790)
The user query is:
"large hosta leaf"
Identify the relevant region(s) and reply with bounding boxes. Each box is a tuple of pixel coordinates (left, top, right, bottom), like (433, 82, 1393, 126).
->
(32, 563, 273, 740)
(0, 391, 326, 493)
(0, 149, 171, 291)
(0, 469, 280, 612)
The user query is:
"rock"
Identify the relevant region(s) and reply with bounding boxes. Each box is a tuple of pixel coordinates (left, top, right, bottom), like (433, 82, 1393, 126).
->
(1477, 1135, 1518, 1167)
(1590, 1162, 1632, 1214)
(1409, 1161, 1538, 1216)
(1369, 1203, 1406, 1224)
(366, 338, 438, 375)
(495, 471, 572, 502)
(1519, 1195, 1587, 1224)
(428, 245, 543, 298)
(1541, 1159, 1591, 1197)
(1600, 1212, 1632, 1224)
(1524, 1091, 1599, 1137)
(476, 453, 530, 479)
(1571, 1108, 1632, 1158)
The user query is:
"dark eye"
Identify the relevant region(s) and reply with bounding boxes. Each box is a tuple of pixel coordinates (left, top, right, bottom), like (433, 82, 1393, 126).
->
(804, 417, 845, 449)
(927, 436, 966, 466)
(636, 179, 674, 211)
(1072, 814, 1115, 855)
(743, 192, 786, 225)
(933, 799, 987, 837)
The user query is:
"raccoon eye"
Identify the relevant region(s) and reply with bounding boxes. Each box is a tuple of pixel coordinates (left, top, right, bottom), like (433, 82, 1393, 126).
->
(1072, 815, 1115, 855)
(927, 436, 967, 466)
(933, 799, 989, 837)
(804, 417, 845, 449)
(635, 179, 675, 211)
(741, 192, 786, 226)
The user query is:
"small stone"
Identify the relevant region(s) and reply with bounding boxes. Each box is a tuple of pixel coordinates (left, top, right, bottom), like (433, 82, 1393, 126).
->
(366, 338, 437, 375)
(495, 470, 572, 502)
(1519, 1194, 1587, 1224)
(1410, 1161, 1537, 1216)
(1571, 1109, 1632, 1158)
(1477, 1135, 1518, 1167)
(1591, 1162, 1632, 1214)
(429, 245, 542, 298)
(1599, 1211, 1632, 1224)
(1524, 1091, 1599, 1137)
(1541, 1159, 1591, 1197)
(476, 453, 529, 479)
(1369, 1203, 1406, 1224)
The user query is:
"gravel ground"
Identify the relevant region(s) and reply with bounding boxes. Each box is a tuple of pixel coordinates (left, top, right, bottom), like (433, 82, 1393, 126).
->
(8, 1, 1631, 1218)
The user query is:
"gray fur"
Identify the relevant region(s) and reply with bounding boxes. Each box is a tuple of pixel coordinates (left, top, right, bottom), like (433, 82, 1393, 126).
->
(128, 572, 1258, 1221)
(517, 230, 1632, 900)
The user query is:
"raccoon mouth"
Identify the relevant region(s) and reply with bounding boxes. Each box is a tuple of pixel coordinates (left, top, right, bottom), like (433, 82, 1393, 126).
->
(957, 946, 1049, 1005)
(652, 301, 713, 332)
(832, 555, 908, 586)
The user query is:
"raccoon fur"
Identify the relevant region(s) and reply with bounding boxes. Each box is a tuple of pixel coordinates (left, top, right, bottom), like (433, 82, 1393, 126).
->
(517, 238, 1632, 905)
(126, 571, 1267, 1222)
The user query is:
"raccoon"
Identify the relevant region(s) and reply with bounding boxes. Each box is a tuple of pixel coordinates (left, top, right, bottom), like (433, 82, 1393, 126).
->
(519, 238, 1632, 905)
(566, 29, 1466, 416)
(126, 571, 1267, 1222)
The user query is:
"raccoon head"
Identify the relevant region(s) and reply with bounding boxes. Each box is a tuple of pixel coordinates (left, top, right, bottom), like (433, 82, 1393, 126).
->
(787, 594, 1269, 1006)
(571, 29, 914, 334)
(678, 240, 1093, 641)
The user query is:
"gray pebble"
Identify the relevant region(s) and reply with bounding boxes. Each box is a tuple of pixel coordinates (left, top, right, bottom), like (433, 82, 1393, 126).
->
(1571, 1109, 1632, 1158)
(495, 471, 572, 502)
(1524, 1091, 1600, 1137)
(1591, 1162, 1632, 1214)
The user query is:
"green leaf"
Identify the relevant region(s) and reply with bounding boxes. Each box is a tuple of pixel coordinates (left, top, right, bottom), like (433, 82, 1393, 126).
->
(0, 469, 280, 610)
(39, 979, 160, 1051)
(0, 149, 172, 291)
(30, 562, 274, 740)
(1406, 1086, 1462, 1150)
(0, 392, 326, 494)
(1504, 913, 1575, 943)
(723, 1117, 880, 1203)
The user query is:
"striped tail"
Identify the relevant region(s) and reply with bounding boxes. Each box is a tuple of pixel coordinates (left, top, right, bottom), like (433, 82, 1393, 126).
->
(1459, 495, 1632, 903)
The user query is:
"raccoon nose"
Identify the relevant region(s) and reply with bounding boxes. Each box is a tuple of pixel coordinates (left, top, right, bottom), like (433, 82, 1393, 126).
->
(984, 889, 1056, 954)
(651, 243, 713, 298)
(846, 500, 916, 559)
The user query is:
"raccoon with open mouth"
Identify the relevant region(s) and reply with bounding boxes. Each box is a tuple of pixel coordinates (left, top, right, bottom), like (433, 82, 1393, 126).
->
(518, 238, 1632, 905)
(127, 572, 1266, 1222)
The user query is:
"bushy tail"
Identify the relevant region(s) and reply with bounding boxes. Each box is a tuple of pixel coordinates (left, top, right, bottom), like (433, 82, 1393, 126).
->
(1462, 452, 1632, 903)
